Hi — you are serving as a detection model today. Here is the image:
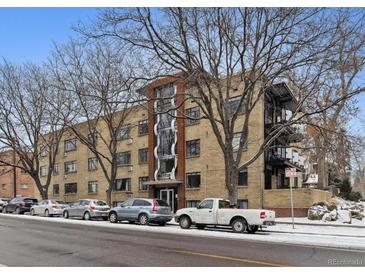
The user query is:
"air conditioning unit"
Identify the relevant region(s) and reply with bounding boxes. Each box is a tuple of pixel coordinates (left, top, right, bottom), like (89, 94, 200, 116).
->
(128, 166, 133, 172)
(126, 138, 133, 145)
(63, 152, 67, 158)
(64, 175, 68, 180)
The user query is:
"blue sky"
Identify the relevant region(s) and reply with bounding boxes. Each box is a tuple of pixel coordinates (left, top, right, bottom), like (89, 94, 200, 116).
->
(0, 7, 364, 135)
(0, 8, 99, 63)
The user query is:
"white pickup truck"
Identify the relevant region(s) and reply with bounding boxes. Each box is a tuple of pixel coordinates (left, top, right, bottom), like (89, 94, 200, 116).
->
(175, 198, 275, 233)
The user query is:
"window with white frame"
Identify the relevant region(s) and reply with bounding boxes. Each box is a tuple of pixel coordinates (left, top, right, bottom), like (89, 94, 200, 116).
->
(228, 96, 245, 117)
(53, 163, 59, 176)
(88, 181, 98, 193)
(232, 133, 247, 151)
(139, 176, 149, 191)
(40, 146, 48, 157)
(185, 107, 200, 125)
(114, 178, 131, 192)
(40, 166, 47, 177)
(117, 125, 131, 140)
(116, 151, 131, 166)
(138, 120, 148, 136)
(64, 138, 77, 152)
(88, 157, 98, 171)
(64, 161, 77, 173)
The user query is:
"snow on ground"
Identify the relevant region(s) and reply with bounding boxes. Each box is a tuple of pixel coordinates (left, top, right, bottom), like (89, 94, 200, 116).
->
(276, 217, 365, 227)
(1, 213, 365, 251)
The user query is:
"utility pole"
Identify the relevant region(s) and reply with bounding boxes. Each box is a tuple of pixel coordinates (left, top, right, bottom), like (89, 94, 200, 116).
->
(12, 150, 16, 198)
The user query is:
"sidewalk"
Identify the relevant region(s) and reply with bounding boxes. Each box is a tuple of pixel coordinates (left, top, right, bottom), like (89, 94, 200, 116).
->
(276, 217, 365, 228)
(1, 213, 365, 251)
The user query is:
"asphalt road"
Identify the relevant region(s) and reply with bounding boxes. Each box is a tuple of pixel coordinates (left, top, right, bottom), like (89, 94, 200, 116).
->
(0, 215, 364, 267)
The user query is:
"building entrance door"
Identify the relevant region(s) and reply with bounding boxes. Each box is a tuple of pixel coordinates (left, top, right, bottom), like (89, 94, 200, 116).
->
(159, 189, 174, 212)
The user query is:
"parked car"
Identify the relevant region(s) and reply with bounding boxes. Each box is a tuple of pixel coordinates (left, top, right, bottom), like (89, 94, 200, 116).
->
(108, 198, 173, 226)
(0, 198, 10, 211)
(30, 200, 69, 217)
(174, 198, 276, 233)
(2, 197, 38, 214)
(63, 199, 110, 220)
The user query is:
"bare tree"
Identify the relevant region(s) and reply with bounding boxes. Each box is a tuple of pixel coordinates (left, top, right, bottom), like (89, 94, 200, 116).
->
(0, 61, 72, 199)
(76, 7, 365, 204)
(48, 41, 144, 206)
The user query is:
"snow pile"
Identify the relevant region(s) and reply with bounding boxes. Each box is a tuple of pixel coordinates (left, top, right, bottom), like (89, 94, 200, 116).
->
(307, 198, 364, 223)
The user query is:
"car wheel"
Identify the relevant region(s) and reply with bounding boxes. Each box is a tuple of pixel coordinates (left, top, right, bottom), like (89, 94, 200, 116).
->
(179, 215, 191, 229)
(247, 225, 259, 234)
(158, 222, 166, 226)
(109, 212, 118, 223)
(232, 218, 247, 233)
(30, 209, 35, 216)
(15, 207, 21, 215)
(138, 213, 149, 225)
(63, 211, 69, 219)
(83, 212, 91, 221)
(196, 224, 206, 230)
(44, 209, 49, 217)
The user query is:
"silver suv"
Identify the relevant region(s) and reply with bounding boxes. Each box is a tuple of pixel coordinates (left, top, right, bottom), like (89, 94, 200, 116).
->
(63, 199, 110, 220)
(109, 198, 173, 226)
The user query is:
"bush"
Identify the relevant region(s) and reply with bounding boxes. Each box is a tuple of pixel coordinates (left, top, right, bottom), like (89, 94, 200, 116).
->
(348, 191, 362, 202)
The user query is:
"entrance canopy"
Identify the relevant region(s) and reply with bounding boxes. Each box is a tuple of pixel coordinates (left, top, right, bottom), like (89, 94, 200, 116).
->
(143, 179, 182, 186)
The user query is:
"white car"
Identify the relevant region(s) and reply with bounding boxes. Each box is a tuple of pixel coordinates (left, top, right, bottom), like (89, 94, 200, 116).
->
(30, 200, 69, 217)
(175, 198, 275, 233)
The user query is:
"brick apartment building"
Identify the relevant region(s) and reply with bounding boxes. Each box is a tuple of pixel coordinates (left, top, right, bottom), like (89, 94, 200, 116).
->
(0, 150, 36, 199)
(39, 76, 331, 216)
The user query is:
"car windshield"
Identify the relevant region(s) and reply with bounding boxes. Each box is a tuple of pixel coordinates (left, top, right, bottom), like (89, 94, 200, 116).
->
(155, 199, 169, 207)
(95, 201, 107, 206)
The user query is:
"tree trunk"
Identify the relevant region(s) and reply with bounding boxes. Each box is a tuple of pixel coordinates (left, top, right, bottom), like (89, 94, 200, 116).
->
(106, 187, 112, 207)
(225, 159, 239, 205)
(317, 149, 328, 189)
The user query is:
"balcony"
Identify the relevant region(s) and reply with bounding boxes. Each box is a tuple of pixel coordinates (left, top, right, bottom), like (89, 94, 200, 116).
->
(267, 148, 305, 172)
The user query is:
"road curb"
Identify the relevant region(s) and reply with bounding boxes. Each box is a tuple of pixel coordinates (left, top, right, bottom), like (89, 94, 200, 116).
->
(2, 213, 365, 252)
(276, 221, 365, 228)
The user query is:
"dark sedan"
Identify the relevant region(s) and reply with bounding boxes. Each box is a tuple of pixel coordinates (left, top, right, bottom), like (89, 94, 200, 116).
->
(2, 197, 38, 214)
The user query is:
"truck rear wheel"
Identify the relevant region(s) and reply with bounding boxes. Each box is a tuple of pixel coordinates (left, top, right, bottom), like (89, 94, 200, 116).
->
(232, 218, 247, 233)
(179, 216, 191, 229)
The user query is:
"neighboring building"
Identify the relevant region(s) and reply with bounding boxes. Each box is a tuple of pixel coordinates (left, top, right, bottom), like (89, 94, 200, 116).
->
(40, 76, 331, 216)
(0, 150, 36, 199)
(353, 170, 365, 199)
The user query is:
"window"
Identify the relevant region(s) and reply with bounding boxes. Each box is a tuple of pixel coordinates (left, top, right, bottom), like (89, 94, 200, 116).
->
(40, 146, 48, 157)
(87, 132, 98, 146)
(138, 120, 148, 136)
(122, 199, 134, 207)
(64, 138, 77, 152)
(228, 96, 245, 117)
(64, 161, 77, 173)
(53, 184, 59, 196)
(117, 125, 131, 140)
(237, 199, 248, 209)
(219, 200, 231, 209)
(186, 139, 200, 157)
(238, 168, 248, 186)
(65, 183, 77, 194)
(185, 107, 200, 125)
(294, 177, 298, 188)
(138, 148, 148, 164)
(53, 163, 59, 176)
(40, 166, 47, 177)
(88, 157, 98, 171)
(133, 199, 151, 206)
(20, 183, 28, 189)
(88, 181, 98, 194)
(198, 199, 214, 209)
(116, 151, 131, 166)
(186, 172, 201, 188)
(114, 178, 131, 192)
(232, 133, 247, 151)
(186, 200, 200, 208)
(139, 176, 149, 191)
